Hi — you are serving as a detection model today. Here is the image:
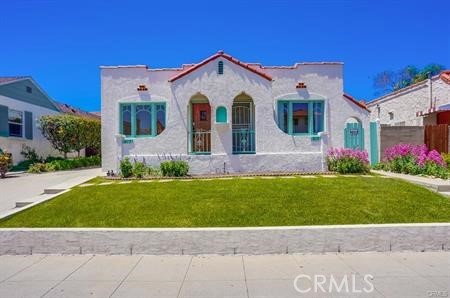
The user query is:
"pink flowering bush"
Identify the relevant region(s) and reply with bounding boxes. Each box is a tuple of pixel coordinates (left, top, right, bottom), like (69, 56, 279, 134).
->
(376, 143, 448, 179)
(327, 148, 370, 174)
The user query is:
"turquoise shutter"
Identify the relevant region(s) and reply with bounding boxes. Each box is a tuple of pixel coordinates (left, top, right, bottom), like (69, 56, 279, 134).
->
(25, 111, 33, 140)
(0, 105, 8, 137)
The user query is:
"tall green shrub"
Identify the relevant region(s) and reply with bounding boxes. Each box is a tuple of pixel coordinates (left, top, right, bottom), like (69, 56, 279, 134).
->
(120, 158, 133, 178)
(160, 160, 189, 177)
(40, 115, 101, 157)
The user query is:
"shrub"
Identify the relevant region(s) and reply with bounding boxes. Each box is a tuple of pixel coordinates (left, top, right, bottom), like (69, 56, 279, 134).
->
(49, 156, 100, 171)
(40, 115, 101, 158)
(160, 160, 189, 177)
(132, 161, 147, 178)
(327, 148, 369, 174)
(120, 157, 133, 178)
(0, 151, 13, 178)
(147, 165, 161, 177)
(441, 153, 450, 168)
(26, 156, 101, 173)
(20, 145, 42, 163)
(28, 162, 55, 173)
(379, 143, 447, 179)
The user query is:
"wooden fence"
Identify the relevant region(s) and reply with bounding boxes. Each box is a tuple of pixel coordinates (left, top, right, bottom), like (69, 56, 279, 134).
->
(424, 125, 449, 153)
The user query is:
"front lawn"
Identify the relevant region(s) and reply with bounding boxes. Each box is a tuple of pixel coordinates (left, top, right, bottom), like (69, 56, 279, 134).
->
(1, 176, 450, 227)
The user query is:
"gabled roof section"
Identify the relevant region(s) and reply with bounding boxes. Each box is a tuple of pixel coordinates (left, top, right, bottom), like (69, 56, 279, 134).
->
(343, 93, 370, 112)
(168, 51, 273, 82)
(0, 76, 29, 85)
(0, 76, 60, 111)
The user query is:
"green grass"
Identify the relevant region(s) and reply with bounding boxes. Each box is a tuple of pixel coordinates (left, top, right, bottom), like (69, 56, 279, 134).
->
(1, 176, 450, 227)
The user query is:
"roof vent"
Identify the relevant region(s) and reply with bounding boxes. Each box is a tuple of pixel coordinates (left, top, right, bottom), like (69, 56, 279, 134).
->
(296, 82, 307, 89)
(137, 84, 148, 91)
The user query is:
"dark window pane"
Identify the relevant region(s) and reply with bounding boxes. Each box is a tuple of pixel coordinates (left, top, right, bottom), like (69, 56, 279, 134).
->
(8, 110, 22, 124)
(9, 123, 22, 137)
(292, 103, 309, 133)
(156, 104, 165, 135)
(277, 102, 288, 133)
(313, 102, 324, 134)
(200, 110, 207, 121)
(136, 105, 152, 136)
(122, 105, 132, 136)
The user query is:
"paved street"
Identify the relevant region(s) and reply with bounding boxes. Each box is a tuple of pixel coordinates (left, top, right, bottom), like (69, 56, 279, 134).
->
(0, 251, 448, 297)
(0, 168, 101, 214)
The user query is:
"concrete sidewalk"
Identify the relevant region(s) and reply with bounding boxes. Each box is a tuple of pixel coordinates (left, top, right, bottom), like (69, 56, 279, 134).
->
(0, 168, 101, 214)
(0, 252, 448, 297)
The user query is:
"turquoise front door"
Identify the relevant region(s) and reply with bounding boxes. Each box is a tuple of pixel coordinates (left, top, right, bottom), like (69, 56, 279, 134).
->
(344, 122, 364, 150)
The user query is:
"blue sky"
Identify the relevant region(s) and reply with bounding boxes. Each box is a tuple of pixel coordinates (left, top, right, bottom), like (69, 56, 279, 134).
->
(1, 0, 449, 111)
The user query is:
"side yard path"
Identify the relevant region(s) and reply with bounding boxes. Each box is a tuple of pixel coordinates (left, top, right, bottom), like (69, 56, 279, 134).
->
(1, 175, 450, 227)
(0, 252, 448, 298)
(372, 170, 450, 197)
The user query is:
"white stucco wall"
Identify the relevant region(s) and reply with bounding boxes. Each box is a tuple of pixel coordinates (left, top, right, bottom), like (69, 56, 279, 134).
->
(368, 78, 450, 126)
(101, 57, 371, 174)
(0, 95, 62, 164)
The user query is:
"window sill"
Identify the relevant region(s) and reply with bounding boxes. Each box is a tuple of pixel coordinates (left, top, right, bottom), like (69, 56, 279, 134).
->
(189, 152, 211, 155)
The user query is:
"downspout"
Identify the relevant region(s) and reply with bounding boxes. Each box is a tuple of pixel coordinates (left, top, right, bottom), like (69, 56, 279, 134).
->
(428, 72, 433, 110)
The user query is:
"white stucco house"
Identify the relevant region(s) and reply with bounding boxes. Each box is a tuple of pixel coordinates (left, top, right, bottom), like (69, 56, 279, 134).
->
(0, 76, 99, 164)
(101, 51, 373, 174)
(367, 70, 450, 126)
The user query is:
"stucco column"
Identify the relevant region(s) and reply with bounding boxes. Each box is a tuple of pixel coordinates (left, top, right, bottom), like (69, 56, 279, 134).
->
(115, 134, 124, 172)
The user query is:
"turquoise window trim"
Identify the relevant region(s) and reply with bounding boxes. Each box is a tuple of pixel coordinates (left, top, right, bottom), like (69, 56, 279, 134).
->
(119, 102, 166, 139)
(277, 100, 325, 137)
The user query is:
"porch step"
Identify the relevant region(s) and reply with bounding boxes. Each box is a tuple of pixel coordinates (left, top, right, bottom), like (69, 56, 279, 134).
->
(43, 188, 65, 194)
(15, 201, 32, 208)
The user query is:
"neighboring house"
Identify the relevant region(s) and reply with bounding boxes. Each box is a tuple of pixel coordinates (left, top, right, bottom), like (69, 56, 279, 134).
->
(101, 51, 372, 174)
(56, 102, 100, 120)
(367, 70, 450, 126)
(0, 76, 97, 164)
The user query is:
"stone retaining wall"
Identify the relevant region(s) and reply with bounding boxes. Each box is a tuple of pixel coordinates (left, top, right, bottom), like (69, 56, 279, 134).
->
(0, 224, 448, 255)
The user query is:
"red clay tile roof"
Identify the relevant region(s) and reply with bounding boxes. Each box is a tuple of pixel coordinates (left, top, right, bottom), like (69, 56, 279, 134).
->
(168, 51, 273, 82)
(441, 70, 450, 84)
(343, 93, 370, 112)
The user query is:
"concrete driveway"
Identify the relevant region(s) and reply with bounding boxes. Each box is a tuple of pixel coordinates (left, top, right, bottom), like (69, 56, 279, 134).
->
(0, 168, 101, 214)
(0, 251, 448, 297)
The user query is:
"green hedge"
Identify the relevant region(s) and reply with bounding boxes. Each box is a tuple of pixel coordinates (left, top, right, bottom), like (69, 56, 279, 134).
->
(28, 156, 101, 173)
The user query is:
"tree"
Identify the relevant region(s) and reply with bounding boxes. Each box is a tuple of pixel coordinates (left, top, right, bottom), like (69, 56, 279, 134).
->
(373, 70, 396, 96)
(40, 115, 101, 158)
(413, 63, 445, 84)
(373, 63, 446, 96)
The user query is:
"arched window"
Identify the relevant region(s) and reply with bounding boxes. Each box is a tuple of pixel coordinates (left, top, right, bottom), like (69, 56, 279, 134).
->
(216, 106, 227, 123)
(218, 61, 224, 75)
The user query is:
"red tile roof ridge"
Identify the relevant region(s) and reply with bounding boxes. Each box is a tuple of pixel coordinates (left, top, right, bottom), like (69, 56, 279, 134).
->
(168, 51, 273, 82)
(343, 93, 370, 112)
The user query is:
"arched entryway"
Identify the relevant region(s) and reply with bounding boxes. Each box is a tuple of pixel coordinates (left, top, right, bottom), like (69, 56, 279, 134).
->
(232, 93, 255, 154)
(189, 94, 211, 154)
(344, 117, 364, 150)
